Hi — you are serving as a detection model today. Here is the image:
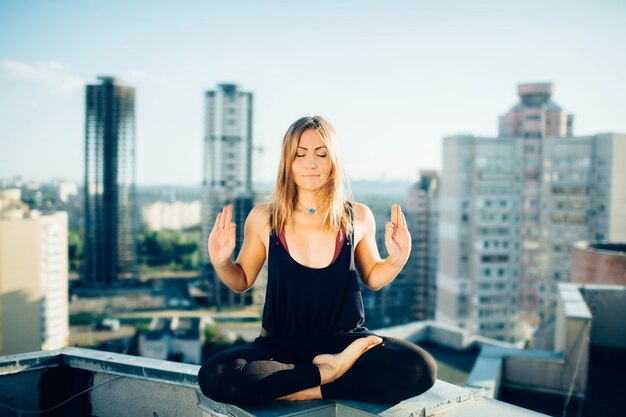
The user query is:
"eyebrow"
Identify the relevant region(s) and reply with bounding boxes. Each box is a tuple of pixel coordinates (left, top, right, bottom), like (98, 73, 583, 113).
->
(297, 146, 327, 151)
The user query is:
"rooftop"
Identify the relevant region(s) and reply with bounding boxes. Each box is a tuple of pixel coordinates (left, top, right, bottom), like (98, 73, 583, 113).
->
(0, 347, 547, 417)
(517, 82, 554, 97)
(3, 284, 621, 416)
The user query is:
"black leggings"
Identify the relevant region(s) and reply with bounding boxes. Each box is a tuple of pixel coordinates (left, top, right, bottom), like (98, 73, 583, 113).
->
(198, 334, 437, 406)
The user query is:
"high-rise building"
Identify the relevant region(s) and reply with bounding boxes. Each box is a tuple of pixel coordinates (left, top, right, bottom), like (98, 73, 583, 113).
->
(406, 170, 440, 321)
(536, 133, 626, 319)
(499, 83, 573, 322)
(0, 189, 69, 355)
(437, 134, 523, 341)
(83, 76, 138, 286)
(201, 83, 254, 308)
(437, 83, 626, 341)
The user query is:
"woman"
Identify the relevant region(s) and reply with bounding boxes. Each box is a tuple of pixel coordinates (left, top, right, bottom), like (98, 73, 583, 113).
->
(198, 116, 436, 405)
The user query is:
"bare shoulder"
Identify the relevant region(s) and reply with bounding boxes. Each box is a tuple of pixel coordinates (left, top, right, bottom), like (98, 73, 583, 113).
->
(351, 201, 375, 224)
(350, 201, 375, 245)
(247, 203, 270, 229)
(248, 203, 269, 219)
(246, 203, 270, 244)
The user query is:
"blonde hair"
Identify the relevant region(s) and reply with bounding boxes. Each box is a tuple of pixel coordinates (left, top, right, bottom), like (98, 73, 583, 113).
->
(269, 116, 353, 237)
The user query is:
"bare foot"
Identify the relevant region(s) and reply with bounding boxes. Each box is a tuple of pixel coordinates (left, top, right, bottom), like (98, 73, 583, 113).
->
(277, 386, 322, 401)
(312, 336, 383, 385)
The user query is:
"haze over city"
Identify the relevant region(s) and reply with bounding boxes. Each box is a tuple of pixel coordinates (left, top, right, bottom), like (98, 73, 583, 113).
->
(2, 0, 626, 184)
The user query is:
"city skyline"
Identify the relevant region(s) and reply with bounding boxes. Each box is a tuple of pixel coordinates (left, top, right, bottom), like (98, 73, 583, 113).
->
(2, 1, 626, 185)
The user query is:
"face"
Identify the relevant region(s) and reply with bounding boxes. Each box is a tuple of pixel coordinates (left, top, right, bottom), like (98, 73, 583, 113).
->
(291, 129, 332, 193)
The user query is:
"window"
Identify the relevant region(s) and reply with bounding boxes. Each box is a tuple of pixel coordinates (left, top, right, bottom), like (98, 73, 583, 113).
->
(552, 186, 588, 196)
(481, 254, 509, 263)
(551, 214, 587, 224)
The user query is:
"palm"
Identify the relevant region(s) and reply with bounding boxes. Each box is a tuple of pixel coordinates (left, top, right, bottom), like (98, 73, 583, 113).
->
(384, 204, 411, 265)
(208, 204, 237, 264)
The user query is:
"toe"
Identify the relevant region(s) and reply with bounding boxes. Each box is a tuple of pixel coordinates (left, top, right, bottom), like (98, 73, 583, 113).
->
(364, 336, 383, 348)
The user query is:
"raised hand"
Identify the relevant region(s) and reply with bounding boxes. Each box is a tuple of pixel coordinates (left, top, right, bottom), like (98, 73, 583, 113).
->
(384, 204, 411, 266)
(208, 204, 237, 265)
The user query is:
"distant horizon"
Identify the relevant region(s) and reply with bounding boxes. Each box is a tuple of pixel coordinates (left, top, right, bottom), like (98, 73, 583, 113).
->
(1, 176, 420, 188)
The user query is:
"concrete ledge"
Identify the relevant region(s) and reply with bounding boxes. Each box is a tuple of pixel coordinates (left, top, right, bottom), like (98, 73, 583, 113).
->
(0, 348, 64, 375)
(0, 347, 200, 386)
(1, 346, 548, 417)
(381, 380, 483, 417)
(197, 381, 485, 417)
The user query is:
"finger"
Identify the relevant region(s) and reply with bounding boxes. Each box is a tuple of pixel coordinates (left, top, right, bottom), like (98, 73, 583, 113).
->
(398, 207, 406, 229)
(393, 204, 400, 228)
(391, 204, 398, 227)
(395, 204, 400, 228)
(401, 212, 408, 230)
(226, 204, 233, 226)
(385, 221, 394, 244)
(213, 213, 221, 231)
(219, 206, 227, 229)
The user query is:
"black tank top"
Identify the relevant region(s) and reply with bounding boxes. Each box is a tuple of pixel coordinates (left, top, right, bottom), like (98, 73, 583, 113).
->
(260, 219, 368, 338)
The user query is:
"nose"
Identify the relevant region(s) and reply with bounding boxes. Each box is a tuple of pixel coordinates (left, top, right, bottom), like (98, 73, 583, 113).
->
(305, 155, 317, 169)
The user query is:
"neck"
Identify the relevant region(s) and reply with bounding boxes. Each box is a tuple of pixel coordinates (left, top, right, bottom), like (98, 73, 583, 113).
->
(297, 189, 324, 211)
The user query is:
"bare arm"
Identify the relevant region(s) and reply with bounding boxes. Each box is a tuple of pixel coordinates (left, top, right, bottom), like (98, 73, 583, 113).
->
(354, 203, 411, 291)
(208, 204, 267, 294)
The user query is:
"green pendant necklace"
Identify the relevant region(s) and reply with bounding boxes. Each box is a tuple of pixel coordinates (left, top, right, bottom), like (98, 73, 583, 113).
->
(298, 201, 316, 215)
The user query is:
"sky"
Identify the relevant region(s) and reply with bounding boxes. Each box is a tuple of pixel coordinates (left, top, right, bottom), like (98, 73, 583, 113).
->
(1, 0, 625, 185)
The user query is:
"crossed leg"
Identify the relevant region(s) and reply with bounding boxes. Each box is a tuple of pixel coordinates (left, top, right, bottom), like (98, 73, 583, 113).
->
(320, 337, 437, 403)
(277, 335, 383, 400)
(198, 335, 436, 406)
(280, 337, 437, 403)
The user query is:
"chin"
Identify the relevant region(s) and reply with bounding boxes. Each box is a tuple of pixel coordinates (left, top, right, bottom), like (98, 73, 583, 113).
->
(296, 182, 325, 192)
(297, 185, 322, 192)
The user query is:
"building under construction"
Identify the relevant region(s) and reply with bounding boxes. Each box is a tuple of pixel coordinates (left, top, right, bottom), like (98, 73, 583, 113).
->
(83, 76, 138, 286)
